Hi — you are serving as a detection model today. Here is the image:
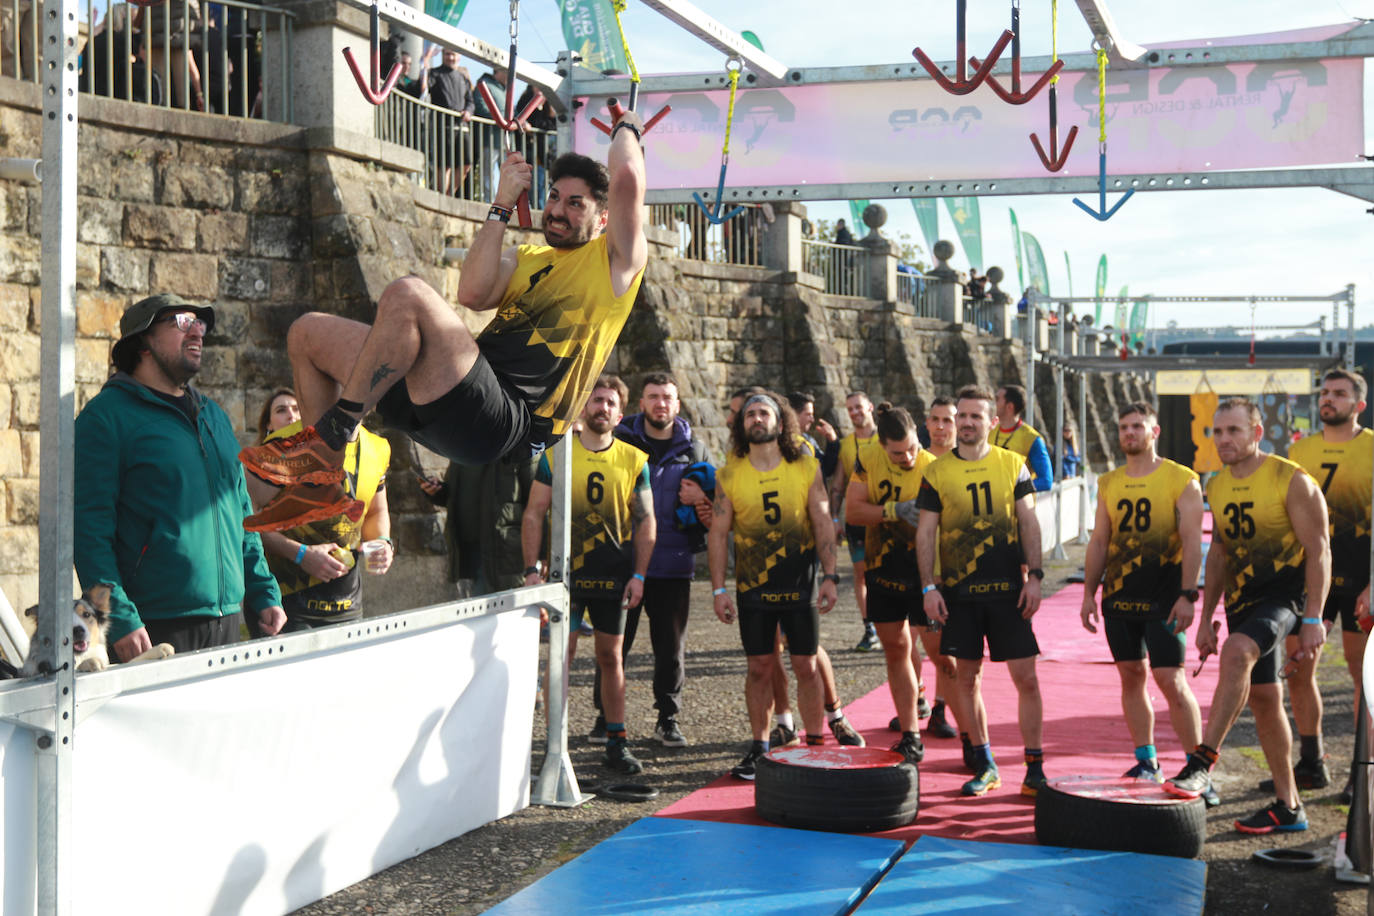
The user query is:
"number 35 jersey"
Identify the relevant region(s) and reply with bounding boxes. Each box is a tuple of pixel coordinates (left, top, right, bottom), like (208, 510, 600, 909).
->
(1097, 460, 1198, 619)
(1206, 454, 1308, 616)
(719, 455, 820, 609)
(916, 446, 1033, 601)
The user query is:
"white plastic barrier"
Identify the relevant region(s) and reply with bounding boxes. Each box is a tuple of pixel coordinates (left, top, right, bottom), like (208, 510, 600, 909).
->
(1035, 476, 1092, 555)
(0, 600, 542, 915)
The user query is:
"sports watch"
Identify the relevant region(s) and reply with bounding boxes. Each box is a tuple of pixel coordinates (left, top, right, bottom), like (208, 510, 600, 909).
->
(1180, 589, 1200, 602)
(1026, 568, 1045, 580)
(820, 573, 841, 584)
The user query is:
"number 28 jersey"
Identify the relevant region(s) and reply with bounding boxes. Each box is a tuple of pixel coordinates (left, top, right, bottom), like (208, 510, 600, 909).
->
(719, 454, 820, 609)
(916, 446, 1034, 601)
(1097, 459, 1198, 619)
(1206, 454, 1307, 616)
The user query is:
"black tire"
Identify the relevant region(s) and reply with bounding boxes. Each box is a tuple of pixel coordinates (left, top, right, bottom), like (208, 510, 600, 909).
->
(755, 746, 919, 833)
(1035, 775, 1206, 859)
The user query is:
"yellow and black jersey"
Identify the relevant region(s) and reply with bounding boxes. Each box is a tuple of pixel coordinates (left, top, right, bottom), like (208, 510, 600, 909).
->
(989, 420, 1042, 459)
(1206, 454, 1308, 615)
(1098, 459, 1198, 619)
(1289, 429, 1372, 594)
(537, 437, 650, 598)
(266, 422, 391, 604)
(719, 454, 820, 608)
(480, 236, 644, 438)
(855, 447, 935, 593)
(838, 431, 879, 479)
(916, 446, 1034, 601)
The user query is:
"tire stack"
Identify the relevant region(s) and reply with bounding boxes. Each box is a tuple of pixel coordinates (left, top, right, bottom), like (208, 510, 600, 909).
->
(1035, 775, 1207, 858)
(755, 746, 919, 833)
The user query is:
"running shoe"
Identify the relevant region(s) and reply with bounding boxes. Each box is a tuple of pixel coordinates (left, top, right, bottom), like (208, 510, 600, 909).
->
(239, 425, 344, 485)
(891, 731, 925, 765)
(732, 746, 766, 780)
(962, 765, 1001, 796)
(917, 692, 932, 719)
(1341, 774, 1355, 806)
(769, 722, 799, 748)
(588, 715, 608, 745)
(603, 740, 644, 775)
(655, 717, 687, 747)
(926, 703, 958, 739)
(888, 716, 902, 732)
(1123, 760, 1164, 784)
(1201, 778, 1221, 808)
(242, 481, 362, 533)
(829, 715, 866, 747)
(1021, 770, 1048, 798)
(1258, 756, 1330, 793)
(1164, 754, 1212, 799)
(854, 627, 880, 652)
(1235, 800, 1308, 835)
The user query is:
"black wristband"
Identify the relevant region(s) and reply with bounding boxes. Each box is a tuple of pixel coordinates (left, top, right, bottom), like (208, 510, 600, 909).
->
(487, 206, 512, 223)
(820, 573, 840, 584)
(1026, 568, 1045, 580)
(1180, 589, 1199, 602)
(523, 564, 541, 577)
(611, 120, 642, 143)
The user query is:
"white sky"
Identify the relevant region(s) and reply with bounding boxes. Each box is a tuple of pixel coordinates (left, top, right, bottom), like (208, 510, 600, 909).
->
(452, 0, 1373, 333)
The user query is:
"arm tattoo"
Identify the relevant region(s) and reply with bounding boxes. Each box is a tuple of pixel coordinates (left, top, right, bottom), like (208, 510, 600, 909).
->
(631, 490, 651, 523)
(369, 363, 396, 391)
(818, 537, 836, 569)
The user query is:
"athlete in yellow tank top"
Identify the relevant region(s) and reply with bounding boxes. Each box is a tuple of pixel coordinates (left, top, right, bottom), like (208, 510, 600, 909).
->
(238, 110, 650, 533)
(829, 392, 881, 650)
(1096, 458, 1200, 618)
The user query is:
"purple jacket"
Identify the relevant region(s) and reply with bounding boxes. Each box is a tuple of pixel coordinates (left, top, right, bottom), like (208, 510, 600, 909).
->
(615, 413, 709, 579)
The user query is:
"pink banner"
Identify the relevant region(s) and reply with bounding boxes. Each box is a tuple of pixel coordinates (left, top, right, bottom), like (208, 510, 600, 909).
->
(574, 58, 1363, 188)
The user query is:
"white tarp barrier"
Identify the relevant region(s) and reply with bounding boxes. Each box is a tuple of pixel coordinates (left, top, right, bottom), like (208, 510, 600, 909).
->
(2, 607, 539, 915)
(1037, 479, 1087, 550)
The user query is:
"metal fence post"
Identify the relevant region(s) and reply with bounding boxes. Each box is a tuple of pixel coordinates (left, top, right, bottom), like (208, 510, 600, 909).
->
(1051, 302, 1067, 559)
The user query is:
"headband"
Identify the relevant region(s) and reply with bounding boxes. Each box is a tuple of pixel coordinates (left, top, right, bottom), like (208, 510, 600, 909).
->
(742, 394, 781, 418)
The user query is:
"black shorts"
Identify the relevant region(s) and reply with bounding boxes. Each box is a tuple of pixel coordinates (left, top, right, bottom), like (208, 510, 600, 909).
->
(866, 584, 933, 628)
(1324, 591, 1363, 635)
(845, 524, 867, 564)
(939, 595, 1039, 662)
(573, 597, 626, 636)
(1104, 616, 1186, 668)
(1228, 601, 1298, 685)
(739, 602, 820, 656)
(376, 351, 553, 465)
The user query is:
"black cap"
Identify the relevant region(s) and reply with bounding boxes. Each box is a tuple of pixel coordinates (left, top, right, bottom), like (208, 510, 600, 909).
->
(111, 294, 215, 367)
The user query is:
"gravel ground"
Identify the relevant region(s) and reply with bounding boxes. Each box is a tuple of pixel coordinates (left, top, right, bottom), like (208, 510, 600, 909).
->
(296, 544, 1371, 915)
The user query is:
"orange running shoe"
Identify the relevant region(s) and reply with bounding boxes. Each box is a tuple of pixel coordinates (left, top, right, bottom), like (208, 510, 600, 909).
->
(243, 481, 363, 533)
(239, 425, 344, 485)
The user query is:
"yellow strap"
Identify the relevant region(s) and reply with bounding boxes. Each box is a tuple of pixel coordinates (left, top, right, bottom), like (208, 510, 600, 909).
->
(1050, 0, 1059, 85)
(1096, 48, 1107, 144)
(611, 0, 639, 84)
(722, 67, 740, 159)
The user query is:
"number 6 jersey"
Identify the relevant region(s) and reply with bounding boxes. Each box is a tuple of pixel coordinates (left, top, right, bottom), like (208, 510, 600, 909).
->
(718, 454, 820, 609)
(1205, 454, 1308, 616)
(1097, 459, 1198, 619)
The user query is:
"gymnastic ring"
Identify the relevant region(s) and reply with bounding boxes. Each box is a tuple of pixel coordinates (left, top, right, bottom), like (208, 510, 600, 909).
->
(597, 782, 660, 802)
(1251, 848, 1323, 870)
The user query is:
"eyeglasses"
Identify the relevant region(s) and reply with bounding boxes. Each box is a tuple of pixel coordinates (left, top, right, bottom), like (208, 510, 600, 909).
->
(159, 312, 207, 334)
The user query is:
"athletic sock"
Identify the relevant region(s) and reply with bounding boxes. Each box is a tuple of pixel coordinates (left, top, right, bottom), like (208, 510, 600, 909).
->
(805, 733, 824, 746)
(1192, 743, 1220, 770)
(1299, 734, 1323, 762)
(824, 700, 839, 714)
(606, 722, 626, 742)
(1135, 744, 1158, 767)
(974, 743, 994, 770)
(1024, 747, 1044, 779)
(775, 712, 794, 730)
(751, 739, 769, 755)
(826, 707, 844, 723)
(961, 732, 972, 753)
(315, 403, 362, 451)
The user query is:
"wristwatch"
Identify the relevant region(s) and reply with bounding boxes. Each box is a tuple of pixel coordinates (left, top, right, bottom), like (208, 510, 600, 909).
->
(820, 573, 841, 584)
(523, 563, 542, 577)
(1179, 589, 1199, 602)
(1026, 568, 1045, 580)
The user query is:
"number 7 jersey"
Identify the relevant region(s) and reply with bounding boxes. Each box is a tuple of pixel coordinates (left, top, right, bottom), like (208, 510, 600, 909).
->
(1097, 459, 1198, 618)
(1205, 454, 1308, 615)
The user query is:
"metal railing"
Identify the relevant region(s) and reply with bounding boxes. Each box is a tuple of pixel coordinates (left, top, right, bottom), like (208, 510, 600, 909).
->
(647, 204, 766, 266)
(897, 268, 943, 318)
(2, 0, 297, 119)
(802, 238, 867, 297)
(376, 88, 556, 205)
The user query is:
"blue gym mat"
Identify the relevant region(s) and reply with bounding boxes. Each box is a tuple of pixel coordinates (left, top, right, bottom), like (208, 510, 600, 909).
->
(482, 817, 905, 916)
(855, 836, 1206, 915)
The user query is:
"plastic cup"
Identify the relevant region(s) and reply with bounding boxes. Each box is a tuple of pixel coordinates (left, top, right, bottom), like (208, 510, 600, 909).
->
(361, 539, 389, 574)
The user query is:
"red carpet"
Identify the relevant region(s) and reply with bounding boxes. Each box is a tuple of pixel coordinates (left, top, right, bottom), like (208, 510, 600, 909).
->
(656, 585, 1223, 844)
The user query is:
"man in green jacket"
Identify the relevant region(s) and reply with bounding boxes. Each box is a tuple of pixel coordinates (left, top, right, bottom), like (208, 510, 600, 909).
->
(74, 294, 286, 661)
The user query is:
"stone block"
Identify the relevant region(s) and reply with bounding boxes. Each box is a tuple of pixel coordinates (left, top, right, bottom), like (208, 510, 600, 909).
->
(376, 221, 417, 262)
(200, 387, 245, 433)
(0, 283, 31, 332)
(12, 383, 38, 426)
(268, 261, 312, 302)
(204, 300, 249, 348)
(176, 143, 236, 169)
(0, 526, 38, 575)
(0, 335, 40, 384)
(149, 252, 219, 301)
(0, 429, 21, 477)
(238, 170, 308, 215)
(198, 211, 250, 254)
(19, 430, 38, 476)
(76, 243, 100, 290)
(195, 348, 238, 386)
(249, 301, 305, 344)
(76, 290, 128, 338)
(6, 479, 36, 525)
(250, 215, 308, 260)
(237, 346, 294, 390)
(162, 163, 235, 210)
(78, 384, 102, 413)
(124, 204, 198, 251)
(0, 233, 40, 285)
(78, 198, 124, 245)
(313, 214, 359, 259)
(219, 258, 271, 300)
(76, 338, 111, 383)
(100, 247, 149, 293)
(0, 384, 10, 428)
(0, 182, 28, 232)
(108, 156, 156, 204)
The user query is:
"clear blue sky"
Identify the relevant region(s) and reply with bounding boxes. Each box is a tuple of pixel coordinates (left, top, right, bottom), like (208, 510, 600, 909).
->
(453, 0, 1372, 334)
